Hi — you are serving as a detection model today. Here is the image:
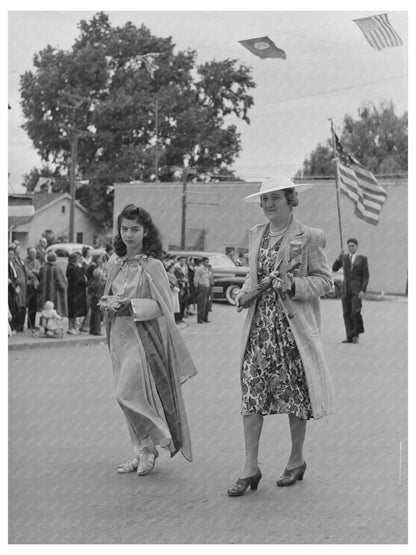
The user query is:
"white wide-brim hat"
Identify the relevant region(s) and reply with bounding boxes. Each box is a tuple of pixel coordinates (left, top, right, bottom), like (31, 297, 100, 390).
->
(243, 175, 313, 203)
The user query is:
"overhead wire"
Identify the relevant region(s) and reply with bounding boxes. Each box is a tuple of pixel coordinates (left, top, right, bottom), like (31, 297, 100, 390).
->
(8, 10, 407, 76)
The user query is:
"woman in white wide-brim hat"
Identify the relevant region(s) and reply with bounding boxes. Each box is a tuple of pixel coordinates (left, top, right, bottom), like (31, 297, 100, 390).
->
(227, 176, 335, 497)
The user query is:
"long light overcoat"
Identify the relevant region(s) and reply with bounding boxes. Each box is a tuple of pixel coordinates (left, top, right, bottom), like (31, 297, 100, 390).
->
(103, 254, 197, 461)
(239, 216, 335, 418)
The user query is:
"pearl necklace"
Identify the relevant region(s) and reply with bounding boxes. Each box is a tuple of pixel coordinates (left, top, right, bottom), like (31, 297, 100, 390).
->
(268, 216, 292, 237)
(269, 224, 289, 237)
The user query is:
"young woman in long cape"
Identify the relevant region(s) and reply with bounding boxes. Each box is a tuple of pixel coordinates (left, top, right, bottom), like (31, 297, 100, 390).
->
(102, 204, 197, 476)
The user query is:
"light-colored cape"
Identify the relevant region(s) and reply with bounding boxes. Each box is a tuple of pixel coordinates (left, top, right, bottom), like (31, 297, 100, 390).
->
(104, 254, 197, 460)
(239, 217, 335, 418)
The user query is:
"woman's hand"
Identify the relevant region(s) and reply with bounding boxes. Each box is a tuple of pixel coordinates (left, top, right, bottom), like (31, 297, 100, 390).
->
(286, 272, 295, 288)
(234, 292, 245, 312)
(257, 276, 273, 289)
(99, 295, 131, 315)
(110, 297, 130, 315)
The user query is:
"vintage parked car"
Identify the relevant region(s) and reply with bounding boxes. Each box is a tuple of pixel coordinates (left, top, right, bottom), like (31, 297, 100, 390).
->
(168, 250, 249, 305)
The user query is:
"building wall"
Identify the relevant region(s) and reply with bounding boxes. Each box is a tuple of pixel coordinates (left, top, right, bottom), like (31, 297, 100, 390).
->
(114, 178, 407, 295)
(11, 198, 99, 251)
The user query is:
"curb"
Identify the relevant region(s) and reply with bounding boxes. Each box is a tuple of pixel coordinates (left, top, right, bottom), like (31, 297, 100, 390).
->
(8, 335, 107, 351)
(8, 322, 189, 351)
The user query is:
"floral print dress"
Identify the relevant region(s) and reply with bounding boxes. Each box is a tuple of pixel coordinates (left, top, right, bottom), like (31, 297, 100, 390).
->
(241, 228, 312, 420)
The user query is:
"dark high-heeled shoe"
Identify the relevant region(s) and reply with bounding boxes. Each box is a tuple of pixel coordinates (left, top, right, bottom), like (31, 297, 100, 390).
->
(276, 461, 306, 487)
(227, 469, 262, 497)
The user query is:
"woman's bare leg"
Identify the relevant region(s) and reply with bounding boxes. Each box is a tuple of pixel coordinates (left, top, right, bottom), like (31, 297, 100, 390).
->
(241, 413, 263, 477)
(287, 414, 307, 468)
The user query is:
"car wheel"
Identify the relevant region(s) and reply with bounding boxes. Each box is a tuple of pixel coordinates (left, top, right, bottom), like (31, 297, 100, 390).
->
(225, 284, 241, 305)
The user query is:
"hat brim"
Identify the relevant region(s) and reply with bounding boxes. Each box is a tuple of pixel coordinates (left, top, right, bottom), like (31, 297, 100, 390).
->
(243, 182, 313, 203)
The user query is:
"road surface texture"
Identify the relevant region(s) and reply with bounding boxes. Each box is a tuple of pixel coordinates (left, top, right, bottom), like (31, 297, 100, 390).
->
(9, 298, 407, 544)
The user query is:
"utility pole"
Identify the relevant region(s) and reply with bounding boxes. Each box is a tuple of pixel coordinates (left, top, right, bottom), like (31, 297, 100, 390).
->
(154, 98, 159, 180)
(180, 168, 188, 249)
(69, 135, 79, 243)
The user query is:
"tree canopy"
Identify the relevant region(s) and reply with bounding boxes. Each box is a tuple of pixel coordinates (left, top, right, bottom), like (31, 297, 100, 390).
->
(296, 101, 408, 178)
(20, 12, 255, 227)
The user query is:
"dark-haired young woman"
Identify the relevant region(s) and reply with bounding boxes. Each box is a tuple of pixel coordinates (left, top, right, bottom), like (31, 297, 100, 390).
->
(102, 204, 197, 476)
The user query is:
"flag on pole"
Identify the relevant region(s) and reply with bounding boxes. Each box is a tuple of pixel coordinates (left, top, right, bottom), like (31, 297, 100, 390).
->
(353, 13, 403, 51)
(333, 132, 387, 226)
(239, 36, 286, 59)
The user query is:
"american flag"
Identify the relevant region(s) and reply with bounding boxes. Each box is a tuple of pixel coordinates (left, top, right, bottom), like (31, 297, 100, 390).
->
(333, 132, 387, 226)
(353, 13, 403, 51)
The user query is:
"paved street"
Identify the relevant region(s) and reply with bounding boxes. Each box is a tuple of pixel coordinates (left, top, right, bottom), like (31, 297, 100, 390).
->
(9, 298, 407, 544)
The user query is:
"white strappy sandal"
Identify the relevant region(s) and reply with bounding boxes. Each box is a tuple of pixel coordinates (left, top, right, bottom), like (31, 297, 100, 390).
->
(137, 449, 159, 476)
(117, 456, 139, 473)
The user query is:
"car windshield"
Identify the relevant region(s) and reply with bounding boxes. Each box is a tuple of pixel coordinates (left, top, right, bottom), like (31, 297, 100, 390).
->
(209, 254, 236, 267)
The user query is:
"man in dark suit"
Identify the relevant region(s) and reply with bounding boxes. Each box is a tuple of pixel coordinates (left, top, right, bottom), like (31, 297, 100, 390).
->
(332, 237, 369, 344)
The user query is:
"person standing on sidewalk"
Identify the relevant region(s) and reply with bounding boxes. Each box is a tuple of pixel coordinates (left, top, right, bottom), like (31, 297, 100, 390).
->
(35, 236, 48, 266)
(207, 263, 214, 313)
(8, 246, 19, 333)
(186, 257, 196, 316)
(10, 244, 28, 332)
(88, 268, 105, 335)
(174, 257, 189, 322)
(37, 251, 68, 325)
(332, 238, 369, 344)
(166, 260, 181, 324)
(101, 204, 197, 476)
(227, 176, 334, 497)
(66, 253, 88, 335)
(194, 257, 210, 323)
(25, 247, 41, 330)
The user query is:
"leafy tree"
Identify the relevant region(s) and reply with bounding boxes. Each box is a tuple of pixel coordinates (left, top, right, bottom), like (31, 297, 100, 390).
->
(296, 101, 408, 178)
(19, 12, 255, 227)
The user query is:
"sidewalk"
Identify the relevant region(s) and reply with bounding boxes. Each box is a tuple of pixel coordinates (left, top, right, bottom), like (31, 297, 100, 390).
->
(8, 296, 405, 351)
(8, 326, 107, 351)
(8, 317, 190, 351)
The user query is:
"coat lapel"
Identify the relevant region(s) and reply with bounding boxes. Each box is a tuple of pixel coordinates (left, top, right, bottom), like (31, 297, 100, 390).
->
(273, 216, 305, 270)
(249, 224, 267, 284)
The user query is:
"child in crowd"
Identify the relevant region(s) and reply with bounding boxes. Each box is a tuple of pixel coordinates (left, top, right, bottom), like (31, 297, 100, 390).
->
(39, 300, 64, 338)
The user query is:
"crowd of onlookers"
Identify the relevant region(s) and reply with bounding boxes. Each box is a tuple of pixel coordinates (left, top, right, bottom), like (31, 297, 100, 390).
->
(8, 239, 217, 338)
(162, 254, 214, 325)
(8, 238, 114, 338)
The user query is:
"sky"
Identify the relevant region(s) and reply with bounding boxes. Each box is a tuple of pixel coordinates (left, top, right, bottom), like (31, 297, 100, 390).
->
(6, 3, 410, 193)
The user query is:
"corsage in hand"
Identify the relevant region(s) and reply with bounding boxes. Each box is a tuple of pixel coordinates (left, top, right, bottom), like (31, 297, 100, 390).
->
(237, 260, 302, 309)
(98, 295, 131, 315)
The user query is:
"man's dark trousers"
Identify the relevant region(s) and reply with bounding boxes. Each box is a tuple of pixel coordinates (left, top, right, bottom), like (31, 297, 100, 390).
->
(196, 285, 209, 323)
(341, 291, 364, 339)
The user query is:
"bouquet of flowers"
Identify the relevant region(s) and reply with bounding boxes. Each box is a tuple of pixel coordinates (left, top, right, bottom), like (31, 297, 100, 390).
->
(97, 295, 126, 312)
